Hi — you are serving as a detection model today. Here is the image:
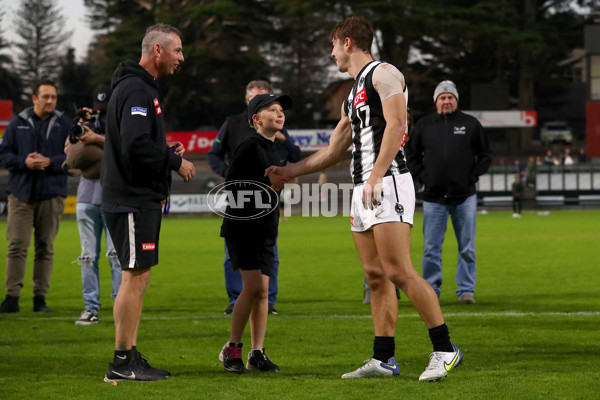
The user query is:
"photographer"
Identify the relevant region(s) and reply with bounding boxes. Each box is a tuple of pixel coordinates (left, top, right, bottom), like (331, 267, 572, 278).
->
(66, 85, 122, 325)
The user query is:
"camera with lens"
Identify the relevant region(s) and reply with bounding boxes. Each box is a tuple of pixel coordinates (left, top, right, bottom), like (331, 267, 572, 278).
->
(69, 107, 101, 144)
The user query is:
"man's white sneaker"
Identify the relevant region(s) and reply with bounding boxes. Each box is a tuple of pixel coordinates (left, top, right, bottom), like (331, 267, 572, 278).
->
(341, 357, 400, 379)
(419, 344, 463, 382)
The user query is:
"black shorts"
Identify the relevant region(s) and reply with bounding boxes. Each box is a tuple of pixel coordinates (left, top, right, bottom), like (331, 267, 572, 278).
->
(225, 237, 275, 277)
(104, 209, 162, 269)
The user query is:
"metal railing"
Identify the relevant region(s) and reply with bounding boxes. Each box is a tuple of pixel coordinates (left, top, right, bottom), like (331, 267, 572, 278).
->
(478, 163, 600, 193)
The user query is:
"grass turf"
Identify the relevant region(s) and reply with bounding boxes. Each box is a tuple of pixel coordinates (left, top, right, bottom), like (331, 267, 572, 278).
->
(0, 209, 599, 399)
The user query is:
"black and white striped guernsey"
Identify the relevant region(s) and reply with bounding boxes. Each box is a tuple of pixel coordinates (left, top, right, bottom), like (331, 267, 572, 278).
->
(343, 61, 409, 185)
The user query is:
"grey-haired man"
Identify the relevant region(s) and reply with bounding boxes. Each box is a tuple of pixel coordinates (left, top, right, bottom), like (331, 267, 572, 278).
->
(406, 80, 491, 304)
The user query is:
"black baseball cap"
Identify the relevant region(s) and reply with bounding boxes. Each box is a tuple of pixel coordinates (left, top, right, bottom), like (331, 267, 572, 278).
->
(93, 85, 112, 111)
(247, 93, 292, 125)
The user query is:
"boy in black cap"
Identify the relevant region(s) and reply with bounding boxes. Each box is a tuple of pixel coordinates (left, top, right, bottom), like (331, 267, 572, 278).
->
(218, 93, 291, 374)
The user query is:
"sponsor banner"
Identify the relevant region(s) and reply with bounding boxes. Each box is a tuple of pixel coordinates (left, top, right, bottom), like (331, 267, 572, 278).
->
(287, 129, 334, 151)
(166, 131, 218, 153)
(169, 194, 225, 213)
(1, 100, 12, 139)
(586, 101, 600, 157)
(464, 110, 537, 128)
(165, 129, 342, 152)
(64, 195, 77, 214)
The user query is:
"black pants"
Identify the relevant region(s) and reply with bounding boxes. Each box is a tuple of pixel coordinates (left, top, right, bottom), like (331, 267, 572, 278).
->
(512, 197, 522, 214)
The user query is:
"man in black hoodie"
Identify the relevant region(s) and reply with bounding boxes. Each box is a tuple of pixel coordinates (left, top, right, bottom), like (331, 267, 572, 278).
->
(102, 24, 195, 383)
(406, 80, 491, 305)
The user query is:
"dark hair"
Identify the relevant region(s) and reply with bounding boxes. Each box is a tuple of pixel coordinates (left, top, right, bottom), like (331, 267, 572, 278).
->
(33, 78, 57, 96)
(329, 16, 373, 53)
(142, 24, 183, 55)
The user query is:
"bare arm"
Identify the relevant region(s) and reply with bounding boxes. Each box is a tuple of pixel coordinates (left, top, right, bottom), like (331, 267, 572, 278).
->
(269, 103, 352, 180)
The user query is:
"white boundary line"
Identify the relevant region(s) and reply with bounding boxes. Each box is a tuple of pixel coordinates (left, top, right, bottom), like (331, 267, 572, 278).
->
(5, 311, 599, 322)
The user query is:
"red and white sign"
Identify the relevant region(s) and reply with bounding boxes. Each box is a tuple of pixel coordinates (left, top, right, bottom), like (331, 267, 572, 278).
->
(0, 100, 12, 139)
(166, 131, 218, 153)
(142, 243, 156, 251)
(464, 110, 537, 128)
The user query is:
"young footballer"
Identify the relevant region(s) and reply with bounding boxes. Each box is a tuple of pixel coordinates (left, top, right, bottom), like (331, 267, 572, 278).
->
(218, 93, 291, 373)
(266, 16, 462, 382)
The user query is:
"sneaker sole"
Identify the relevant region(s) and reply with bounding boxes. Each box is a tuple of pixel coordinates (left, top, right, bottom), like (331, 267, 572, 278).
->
(419, 359, 463, 382)
(224, 365, 244, 374)
(246, 362, 280, 372)
(75, 320, 98, 325)
(104, 375, 165, 383)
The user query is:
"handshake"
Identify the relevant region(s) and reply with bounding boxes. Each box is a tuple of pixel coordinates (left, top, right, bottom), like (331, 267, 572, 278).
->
(264, 165, 291, 191)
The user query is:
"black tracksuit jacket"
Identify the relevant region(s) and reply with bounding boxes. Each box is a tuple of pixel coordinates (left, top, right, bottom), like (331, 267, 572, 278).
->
(406, 110, 492, 205)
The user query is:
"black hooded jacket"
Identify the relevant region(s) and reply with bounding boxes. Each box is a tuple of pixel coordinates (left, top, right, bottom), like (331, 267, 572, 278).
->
(406, 110, 492, 205)
(101, 60, 182, 209)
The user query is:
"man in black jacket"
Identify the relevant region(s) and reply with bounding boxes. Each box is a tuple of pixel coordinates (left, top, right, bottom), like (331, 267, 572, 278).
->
(208, 80, 301, 315)
(102, 24, 195, 383)
(406, 80, 491, 304)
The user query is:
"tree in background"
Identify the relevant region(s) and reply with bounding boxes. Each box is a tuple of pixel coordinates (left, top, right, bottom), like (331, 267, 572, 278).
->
(0, 8, 23, 105)
(59, 48, 94, 115)
(78, 0, 598, 142)
(83, 0, 274, 130)
(13, 0, 71, 91)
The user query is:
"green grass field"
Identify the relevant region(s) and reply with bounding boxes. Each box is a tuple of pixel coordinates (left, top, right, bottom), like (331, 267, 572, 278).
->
(0, 209, 599, 399)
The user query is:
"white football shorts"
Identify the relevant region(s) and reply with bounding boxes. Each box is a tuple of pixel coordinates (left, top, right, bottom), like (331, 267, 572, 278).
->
(350, 173, 415, 232)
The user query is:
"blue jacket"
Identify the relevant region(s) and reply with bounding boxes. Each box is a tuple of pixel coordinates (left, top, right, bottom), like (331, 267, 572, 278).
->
(0, 107, 71, 201)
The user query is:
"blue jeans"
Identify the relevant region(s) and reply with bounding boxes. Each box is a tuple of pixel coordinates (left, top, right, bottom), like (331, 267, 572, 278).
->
(422, 194, 477, 297)
(224, 241, 279, 305)
(76, 203, 122, 313)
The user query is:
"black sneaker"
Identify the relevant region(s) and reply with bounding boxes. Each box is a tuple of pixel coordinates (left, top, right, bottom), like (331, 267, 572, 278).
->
(222, 344, 244, 373)
(135, 350, 171, 377)
(0, 295, 19, 314)
(268, 304, 278, 315)
(223, 303, 235, 314)
(104, 357, 167, 382)
(75, 310, 98, 325)
(33, 296, 52, 312)
(246, 349, 280, 372)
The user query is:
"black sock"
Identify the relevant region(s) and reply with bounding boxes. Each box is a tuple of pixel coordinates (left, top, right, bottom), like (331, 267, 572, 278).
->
(373, 336, 395, 362)
(428, 323, 454, 352)
(113, 349, 132, 367)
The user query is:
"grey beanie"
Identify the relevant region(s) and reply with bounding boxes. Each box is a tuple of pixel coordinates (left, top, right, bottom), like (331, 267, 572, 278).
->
(433, 80, 459, 103)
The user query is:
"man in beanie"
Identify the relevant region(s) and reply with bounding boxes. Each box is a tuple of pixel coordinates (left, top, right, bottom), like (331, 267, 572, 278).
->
(406, 80, 491, 304)
(65, 85, 122, 326)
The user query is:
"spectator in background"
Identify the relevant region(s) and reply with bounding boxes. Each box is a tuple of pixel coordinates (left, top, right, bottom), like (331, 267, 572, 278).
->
(562, 148, 574, 167)
(544, 150, 555, 166)
(0, 78, 70, 314)
(208, 80, 301, 315)
(65, 85, 122, 326)
(511, 175, 523, 218)
(525, 156, 537, 188)
(406, 80, 492, 305)
(577, 148, 588, 164)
